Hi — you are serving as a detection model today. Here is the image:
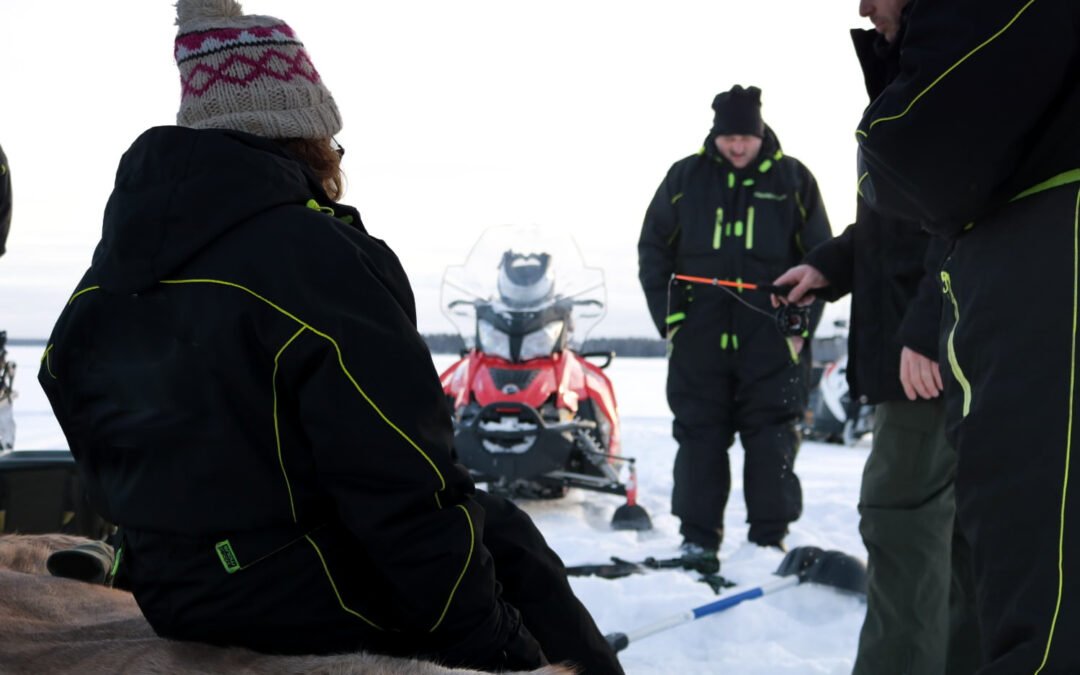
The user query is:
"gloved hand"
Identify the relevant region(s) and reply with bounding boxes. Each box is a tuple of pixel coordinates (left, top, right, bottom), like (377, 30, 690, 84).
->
(497, 620, 548, 671)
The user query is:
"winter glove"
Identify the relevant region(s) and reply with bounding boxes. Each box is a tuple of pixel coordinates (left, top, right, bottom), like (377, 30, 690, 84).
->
(492, 618, 548, 671)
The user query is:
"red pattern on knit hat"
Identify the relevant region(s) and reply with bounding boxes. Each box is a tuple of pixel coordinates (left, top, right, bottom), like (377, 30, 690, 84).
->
(181, 50, 320, 97)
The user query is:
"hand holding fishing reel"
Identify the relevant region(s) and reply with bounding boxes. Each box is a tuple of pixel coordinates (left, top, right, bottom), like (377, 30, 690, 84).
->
(669, 274, 810, 337)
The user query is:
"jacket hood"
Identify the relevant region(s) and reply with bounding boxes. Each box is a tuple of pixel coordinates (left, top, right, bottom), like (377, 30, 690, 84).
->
(93, 126, 327, 294)
(850, 3, 909, 101)
(703, 124, 782, 170)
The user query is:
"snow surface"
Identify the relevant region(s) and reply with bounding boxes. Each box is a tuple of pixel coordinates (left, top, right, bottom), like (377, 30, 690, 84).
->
(9, 346, 870, 674)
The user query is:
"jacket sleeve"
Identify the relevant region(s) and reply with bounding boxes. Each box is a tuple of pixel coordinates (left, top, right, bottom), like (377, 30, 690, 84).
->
(856, 0, 1077, 236)
(280, 231, 542, 669)
(803, 223, 855, 303)
(794, 162, 833, 337)
(896, 233, 948, 361)
(638, 165, 681, 337)
(0, 144, 10, 259)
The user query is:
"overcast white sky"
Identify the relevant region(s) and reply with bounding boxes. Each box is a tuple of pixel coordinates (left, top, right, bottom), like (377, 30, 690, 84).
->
(0, 1, 867, 339)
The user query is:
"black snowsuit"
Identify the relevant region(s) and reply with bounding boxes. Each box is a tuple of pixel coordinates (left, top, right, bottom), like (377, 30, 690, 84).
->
(857, 1, 1080, 672)
(803, 25, 981, 675)
(638, 128, 832, 548)
(38, 127, 623, 674)
(0, 143, 10, 258)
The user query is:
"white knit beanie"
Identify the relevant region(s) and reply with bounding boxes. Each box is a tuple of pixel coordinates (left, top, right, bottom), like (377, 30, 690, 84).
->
(174, 0, 342, 139)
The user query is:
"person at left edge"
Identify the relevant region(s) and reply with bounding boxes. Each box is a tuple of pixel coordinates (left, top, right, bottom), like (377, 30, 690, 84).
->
(638, 85, 833, 571)
(36, 1, 622, 673)
(0, 142, 10, 258)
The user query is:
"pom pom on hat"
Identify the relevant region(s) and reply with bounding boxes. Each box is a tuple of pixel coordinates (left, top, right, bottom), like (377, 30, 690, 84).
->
(174, 0, 342, 139)
(176, 0, 244, 24)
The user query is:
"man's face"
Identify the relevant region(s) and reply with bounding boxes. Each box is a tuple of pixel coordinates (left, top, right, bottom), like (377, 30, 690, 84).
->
(859, 0, 909, 43)
(714, 135, 763, 169)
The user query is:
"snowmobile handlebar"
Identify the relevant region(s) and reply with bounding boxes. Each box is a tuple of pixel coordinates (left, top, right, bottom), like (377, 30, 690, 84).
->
(447, 297, 603, 310)
(580, 351, 615, 369)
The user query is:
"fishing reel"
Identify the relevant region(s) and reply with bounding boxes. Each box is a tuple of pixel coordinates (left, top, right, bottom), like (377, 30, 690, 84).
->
(775, 303, 811, 337)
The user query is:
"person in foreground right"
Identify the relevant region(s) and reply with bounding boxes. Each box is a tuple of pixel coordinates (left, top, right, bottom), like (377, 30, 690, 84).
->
(851, 1, 1080, 672)
(774, 1, 981, 672)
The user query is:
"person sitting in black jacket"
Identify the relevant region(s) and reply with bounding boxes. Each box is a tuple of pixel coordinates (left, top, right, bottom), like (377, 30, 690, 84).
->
(37, 2, 622, 673)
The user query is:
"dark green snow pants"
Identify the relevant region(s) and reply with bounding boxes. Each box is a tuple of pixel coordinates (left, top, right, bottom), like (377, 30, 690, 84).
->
(853, 399, 981, 675)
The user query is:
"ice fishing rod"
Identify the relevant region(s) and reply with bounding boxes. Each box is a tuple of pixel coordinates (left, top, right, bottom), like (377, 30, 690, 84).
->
(672, 274, 792, 297)
(666, 273, 811, 338)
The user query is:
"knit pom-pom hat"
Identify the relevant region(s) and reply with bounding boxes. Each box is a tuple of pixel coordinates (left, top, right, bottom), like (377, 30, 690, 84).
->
(174, 0, 342, 139)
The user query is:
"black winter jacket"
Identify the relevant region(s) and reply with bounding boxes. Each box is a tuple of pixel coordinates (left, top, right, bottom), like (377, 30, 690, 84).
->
(803, 26, 946, 405)
(856, 0, 1080, 237)
(38, 128, 538, 667)
(0, 143, 9, 258)
(639, 127, 832, 340)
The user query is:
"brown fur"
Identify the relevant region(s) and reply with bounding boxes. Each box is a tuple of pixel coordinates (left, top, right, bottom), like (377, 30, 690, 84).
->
(0, 534, 575, 675)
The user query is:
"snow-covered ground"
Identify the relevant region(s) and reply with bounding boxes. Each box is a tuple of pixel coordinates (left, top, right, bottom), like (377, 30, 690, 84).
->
(8, 346, 870, 674)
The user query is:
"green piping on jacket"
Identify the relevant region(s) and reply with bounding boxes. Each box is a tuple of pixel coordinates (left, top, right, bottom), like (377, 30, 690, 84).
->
(273, 326, 308, 522)
(940, 271, 972, 417)
(864, 0, 1038, 134)
(1034, 186, 1080, 675)
(746, 207, 755, 250)
(1013, 168, 1080, 203)
(305, 535, 383, 630)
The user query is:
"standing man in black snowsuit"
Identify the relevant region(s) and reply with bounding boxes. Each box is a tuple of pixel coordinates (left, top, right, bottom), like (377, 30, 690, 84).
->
(853, 0, 1080, 671)
(774, 1, 981, 672)
(36, 2, 623, 673)
(638, 85, 832, 571)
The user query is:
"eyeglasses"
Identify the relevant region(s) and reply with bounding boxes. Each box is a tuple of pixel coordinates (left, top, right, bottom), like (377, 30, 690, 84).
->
(330, 137, 345, 159)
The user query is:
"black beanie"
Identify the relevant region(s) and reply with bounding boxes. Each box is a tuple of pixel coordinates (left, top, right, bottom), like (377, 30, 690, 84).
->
(710, 85, 764, 138)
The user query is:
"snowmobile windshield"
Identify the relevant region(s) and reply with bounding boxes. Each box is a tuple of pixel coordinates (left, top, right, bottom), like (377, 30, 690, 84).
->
(441, 225, 607, 355)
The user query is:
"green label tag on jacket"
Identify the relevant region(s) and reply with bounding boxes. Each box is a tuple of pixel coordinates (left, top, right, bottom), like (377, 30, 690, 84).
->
(216, 540, 241, 574)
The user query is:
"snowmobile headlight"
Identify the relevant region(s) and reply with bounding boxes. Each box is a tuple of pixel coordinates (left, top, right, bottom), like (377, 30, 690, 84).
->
(477, 319, 513, 361)
(520, 320, 565, 361)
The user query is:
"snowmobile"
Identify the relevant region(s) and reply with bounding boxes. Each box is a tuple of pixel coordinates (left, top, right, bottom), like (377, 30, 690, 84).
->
(802, 352, 875, 446)
(438, 225, 651, 531)
(0, 331, 15, 451)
